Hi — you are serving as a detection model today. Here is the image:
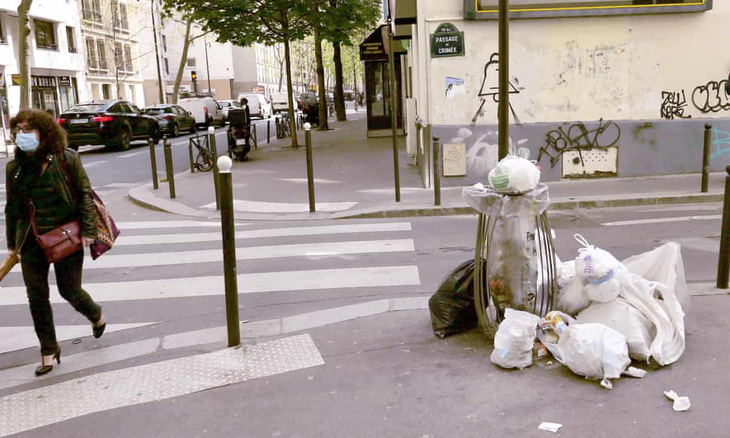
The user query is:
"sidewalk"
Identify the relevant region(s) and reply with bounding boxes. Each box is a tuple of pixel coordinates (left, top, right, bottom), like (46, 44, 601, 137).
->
(128, 112, 726, 220)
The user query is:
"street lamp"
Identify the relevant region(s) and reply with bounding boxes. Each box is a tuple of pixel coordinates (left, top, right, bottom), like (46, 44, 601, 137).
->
(204, 36, 212, 96)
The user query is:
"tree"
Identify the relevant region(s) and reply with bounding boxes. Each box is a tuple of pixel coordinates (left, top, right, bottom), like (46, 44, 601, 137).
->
(325, 0, 380, 121)
(169, 0, 308, 147)
(302, 0, 330, 130)
(18, 0, 33, 110)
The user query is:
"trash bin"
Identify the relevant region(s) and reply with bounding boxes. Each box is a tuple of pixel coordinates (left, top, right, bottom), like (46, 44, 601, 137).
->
(462, 183, 558, 337)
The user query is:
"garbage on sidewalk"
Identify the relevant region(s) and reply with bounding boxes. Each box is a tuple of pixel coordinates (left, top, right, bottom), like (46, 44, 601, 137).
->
(664, 390, 691, 412)
(490, 309, 541, 369)
(428, 260, 485, 339)
(538, 422, 563, 433)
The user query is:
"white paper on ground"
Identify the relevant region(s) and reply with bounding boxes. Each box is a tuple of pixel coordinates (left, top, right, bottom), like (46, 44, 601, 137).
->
(538, 422, 563, 433)
(664, 390, 691, 412)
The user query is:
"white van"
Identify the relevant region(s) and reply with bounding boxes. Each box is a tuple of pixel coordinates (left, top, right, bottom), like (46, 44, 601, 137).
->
(271, 92, 299, 114)
(177, 97, 224, 127)
(237, 93, 271, 119)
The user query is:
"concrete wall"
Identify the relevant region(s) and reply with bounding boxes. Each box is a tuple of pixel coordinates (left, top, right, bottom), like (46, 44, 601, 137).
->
(408, 0, 730, 185)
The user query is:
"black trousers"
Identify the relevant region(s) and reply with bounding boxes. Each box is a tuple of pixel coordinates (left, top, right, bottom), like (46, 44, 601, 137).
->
(21, 239, 102, 355)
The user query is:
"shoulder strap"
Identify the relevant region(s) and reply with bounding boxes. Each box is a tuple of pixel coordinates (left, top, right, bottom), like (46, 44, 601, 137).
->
(58, 153, 79, 201)
(28, 162, 50, 237)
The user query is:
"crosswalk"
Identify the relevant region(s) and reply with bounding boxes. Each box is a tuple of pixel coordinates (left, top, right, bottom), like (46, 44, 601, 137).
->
(0, 219, 421, 356)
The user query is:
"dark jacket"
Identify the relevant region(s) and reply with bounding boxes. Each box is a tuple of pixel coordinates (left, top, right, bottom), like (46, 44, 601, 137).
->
(5, 149, 97, 253)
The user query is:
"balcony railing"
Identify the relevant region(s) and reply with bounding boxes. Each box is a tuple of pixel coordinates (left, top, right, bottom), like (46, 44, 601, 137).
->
(36, 43, 58, 51)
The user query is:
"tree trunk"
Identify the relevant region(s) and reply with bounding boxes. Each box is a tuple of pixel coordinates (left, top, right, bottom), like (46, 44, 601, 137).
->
(284, 37, 298, 148)
(278, 60, 284, 92)
(333, 41, 346, 121)
(314, 27, 328, 131)
(18, 0, 33, 110)
(172, 16, 193, 104)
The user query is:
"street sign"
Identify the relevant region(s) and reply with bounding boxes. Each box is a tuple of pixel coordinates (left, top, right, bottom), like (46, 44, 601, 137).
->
(430, 23, 464, 58)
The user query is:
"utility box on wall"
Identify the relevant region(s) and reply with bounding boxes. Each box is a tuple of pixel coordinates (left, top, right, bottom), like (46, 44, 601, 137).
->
(562, 147, 618, 179)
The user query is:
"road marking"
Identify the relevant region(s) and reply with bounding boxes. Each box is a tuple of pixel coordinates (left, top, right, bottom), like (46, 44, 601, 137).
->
(0, 335, 323, 438)
(277, 178, 342, 184)
(82, 160, 108, 168)
(101, 182, 138, 188)
(0, 323, 156, 354)
(0, 266, 421, 305)
(83, 239, 415, 269)
(115, 222, 411, 246)
(602, 215, 722, 227)
(113, 220, 225, 229)
(117, 151, 146, 158)
(201, 199, 358, 213)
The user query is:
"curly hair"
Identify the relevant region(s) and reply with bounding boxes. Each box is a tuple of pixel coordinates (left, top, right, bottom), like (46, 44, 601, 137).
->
(9, 108, 67, 154)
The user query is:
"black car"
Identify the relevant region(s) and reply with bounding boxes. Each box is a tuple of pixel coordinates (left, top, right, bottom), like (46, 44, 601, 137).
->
(58, 100, 160, 151)
(143, 104, 197, 137)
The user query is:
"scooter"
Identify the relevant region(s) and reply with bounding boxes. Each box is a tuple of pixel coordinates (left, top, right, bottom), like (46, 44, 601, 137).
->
(226, 108, 251, 161)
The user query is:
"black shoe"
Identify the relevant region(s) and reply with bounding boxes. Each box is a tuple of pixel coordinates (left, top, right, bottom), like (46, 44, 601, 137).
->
(93, 319, 106, 339)
(35, 348, 61, 377)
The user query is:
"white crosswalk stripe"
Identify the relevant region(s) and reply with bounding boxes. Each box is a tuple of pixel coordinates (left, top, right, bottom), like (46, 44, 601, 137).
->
(0, 219, 421, 356)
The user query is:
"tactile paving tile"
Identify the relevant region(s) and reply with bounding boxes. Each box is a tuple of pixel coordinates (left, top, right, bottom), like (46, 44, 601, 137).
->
(0, 334, 323, 437)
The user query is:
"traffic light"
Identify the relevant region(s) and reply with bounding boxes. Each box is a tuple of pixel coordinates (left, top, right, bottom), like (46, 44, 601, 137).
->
(191, 70, 197, 82)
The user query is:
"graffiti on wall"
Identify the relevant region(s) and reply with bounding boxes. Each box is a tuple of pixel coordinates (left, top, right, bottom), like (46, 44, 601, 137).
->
(661, 78, 730, 119)
(537, 119, 621, 169)
(471, 53, 524, 126)
(660, 91, 692, 120)
(710, 126, 730, 162)
(449, 128, 529, 180)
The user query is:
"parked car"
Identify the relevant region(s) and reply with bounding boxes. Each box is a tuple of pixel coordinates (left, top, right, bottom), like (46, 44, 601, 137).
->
(271, 92, 299, 114)
(218, 100, 243, 122)
(58, 100, 160, 151)
(299, 92, 318, 107)
(238, 93, 271, 119)
(177, 97, 224, 127)
(143, 104, 197, 137)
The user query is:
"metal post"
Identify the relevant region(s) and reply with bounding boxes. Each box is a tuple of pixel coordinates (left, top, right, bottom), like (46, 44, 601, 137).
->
(267, 119, 271, 144)
(208, 126, 221, 210)
(304, 123, 316, 213)
(188, 138, 195, 173)
(498, 0, 510, 160)
(424, 124, 432, 188)
(150, 0, 164, 104)
(148, 138, 159, 189)
(387, 19, 401, 202)
(253, 124, 258, 149)
(163, 136, 175, 198)
(433, 136, 441, 206)
(702, 123, 712, 193)
(717, 165, 730, 289)
(218, 155, 241, 347)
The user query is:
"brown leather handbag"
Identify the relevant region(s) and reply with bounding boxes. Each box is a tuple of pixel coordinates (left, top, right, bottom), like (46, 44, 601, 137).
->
(29, 201, 83, 264)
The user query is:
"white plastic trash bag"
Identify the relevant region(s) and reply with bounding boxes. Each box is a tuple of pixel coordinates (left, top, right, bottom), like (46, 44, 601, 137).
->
(577, 298, 654, 362)
(623, 242, 689, 310)
(488, 155, 540, 194)
(574, 235, 627, 303)
(557, 323, 631, 389)
(491, 309, 541, 370)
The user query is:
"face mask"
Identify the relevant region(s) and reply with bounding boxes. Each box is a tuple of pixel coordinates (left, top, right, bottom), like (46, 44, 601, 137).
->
(15, 132, 40, 152)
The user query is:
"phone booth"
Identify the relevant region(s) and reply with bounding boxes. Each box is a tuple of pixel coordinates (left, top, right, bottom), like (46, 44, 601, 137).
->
(360, 25, 405, 137)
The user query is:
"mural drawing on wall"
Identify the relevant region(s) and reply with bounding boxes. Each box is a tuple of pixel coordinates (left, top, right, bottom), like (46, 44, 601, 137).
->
(537, 119, 621, 169)
(660, 91, 691, 120)
(471, 53, 523, 126)
(710, 126, 730, 162)
(449, 127, 529, 182)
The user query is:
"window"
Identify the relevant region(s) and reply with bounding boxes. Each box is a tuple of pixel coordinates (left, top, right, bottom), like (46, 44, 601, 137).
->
(186, 58, 196, 68)
(86, 37, 97, 69)
(111, 0, 120, 27)
(467, 0, 711, 19)
(162, 35, 167, 52)
(124, 45, 133, 72)
(34, 19, 57, 50)
(114, 42, 123, 69)
(164, 58, 169, 75)
(0, 14, 5, 44)
(119, 3, 129, 30)
(97, 40, 107, 70)
(82, 0, 102, 22)
(66, 26, 76, 53)
(102, 84, 111, 99)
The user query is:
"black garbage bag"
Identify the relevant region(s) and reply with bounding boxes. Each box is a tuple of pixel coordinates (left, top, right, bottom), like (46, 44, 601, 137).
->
(429, 259, 485, 339)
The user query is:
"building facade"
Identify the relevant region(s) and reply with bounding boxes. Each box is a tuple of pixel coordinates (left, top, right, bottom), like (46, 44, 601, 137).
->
(390, 0, 729, 186)
(0, 0, 88, 140)
(79, 0, 145, 107)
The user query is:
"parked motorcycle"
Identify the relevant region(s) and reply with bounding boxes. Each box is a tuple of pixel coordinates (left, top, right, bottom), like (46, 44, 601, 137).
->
(226, 108, 251, 161)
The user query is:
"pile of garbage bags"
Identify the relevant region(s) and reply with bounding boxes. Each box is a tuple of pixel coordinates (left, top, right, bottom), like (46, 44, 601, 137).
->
(429, 234, 688, 390)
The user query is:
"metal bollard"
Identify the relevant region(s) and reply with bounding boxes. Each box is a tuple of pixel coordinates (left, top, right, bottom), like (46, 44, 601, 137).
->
(218, 155, 241, 347)
(702, 123, 712, 193)
(252, 124, 258, 149)
(717, 165, 730, 289)
(304, 123, 316, 212)
(208, 126, 221, 210)
(163, 136, 175, 198)
(433, 136, 441, 206)
(267, 119, 271, 144)
(148, 138, 159, 189)
(188, 138, 195, 173)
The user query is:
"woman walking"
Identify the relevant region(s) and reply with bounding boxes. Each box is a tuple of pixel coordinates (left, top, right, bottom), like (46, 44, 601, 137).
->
(5, 109, 106, 376)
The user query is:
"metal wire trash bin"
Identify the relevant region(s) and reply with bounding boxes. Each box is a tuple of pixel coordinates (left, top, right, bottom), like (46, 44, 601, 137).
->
(463, 183, 558, 338)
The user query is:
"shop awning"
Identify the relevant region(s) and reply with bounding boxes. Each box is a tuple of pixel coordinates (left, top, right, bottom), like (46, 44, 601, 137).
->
(359, 25, 407, 61)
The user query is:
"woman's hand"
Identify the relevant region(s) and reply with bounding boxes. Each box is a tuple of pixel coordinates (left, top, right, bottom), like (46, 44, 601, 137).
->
(82, 237, 95, 247)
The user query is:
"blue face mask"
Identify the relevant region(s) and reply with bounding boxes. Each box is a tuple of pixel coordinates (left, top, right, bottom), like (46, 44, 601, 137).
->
(15, 132, 40, 152)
